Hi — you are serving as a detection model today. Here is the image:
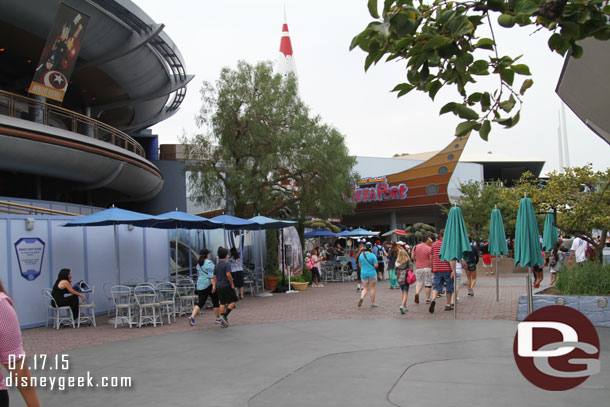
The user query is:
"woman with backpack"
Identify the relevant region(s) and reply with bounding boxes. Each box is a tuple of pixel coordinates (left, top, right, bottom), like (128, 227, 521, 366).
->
(358, 242, 378, 308)
(189, 249, 221, 325)
(387, 242, 399, 289)
(395, 249, 412, 314)
(229, 247, 245, 299)
(549, 241, 565, 286)
(310, 249, 323, 287)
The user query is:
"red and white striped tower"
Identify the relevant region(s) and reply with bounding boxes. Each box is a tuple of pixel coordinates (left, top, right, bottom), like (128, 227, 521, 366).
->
(276, 9, 298, 78)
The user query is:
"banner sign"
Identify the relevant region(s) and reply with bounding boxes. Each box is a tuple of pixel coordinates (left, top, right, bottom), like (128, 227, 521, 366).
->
(14, 238, 46, 281)
(351, 176, 408, 203)
(29, 3, 89, 102)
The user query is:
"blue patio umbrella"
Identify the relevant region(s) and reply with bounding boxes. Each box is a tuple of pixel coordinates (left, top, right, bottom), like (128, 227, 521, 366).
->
(304, 229, 337, 238)
(209, 214, 258, 230)
(249, 216, 298, 293)
(542, 212, 559, 251)
(336, 228, 378, 238)
(62, 207, 158, 284)
(489, 208, 509, 302)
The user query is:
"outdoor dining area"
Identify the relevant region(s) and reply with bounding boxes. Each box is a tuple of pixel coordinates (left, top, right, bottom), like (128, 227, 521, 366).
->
(39, 207, 296, 329)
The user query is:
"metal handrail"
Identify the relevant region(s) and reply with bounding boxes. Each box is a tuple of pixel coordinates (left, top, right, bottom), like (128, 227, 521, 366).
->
(0, 90, 145, 158)
(0, 200, 81, 217)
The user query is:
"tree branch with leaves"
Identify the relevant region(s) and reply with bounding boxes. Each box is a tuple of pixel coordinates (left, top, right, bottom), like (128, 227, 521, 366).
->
(351, 0, 610, 140)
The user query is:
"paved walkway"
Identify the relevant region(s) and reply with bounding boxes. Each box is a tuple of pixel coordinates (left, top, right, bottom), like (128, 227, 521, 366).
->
(9, 272, 610, 406)
(22, 274, 527, 356)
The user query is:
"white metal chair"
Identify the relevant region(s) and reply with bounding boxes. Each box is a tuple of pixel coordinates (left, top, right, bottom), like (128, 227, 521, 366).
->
(103, 282, 115, 317)
(175, 278, 197, 316)
(111, 285, 135, 328)
(134, 284, 162, 327)
(155, 281, 177, 324)
(77, 287, 96, 327)
(42, 288, 75, 329)
(242, 268, 256, 296)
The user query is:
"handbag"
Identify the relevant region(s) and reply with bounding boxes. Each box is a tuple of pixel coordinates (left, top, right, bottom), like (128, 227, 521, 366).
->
(406, 269, 416, 285)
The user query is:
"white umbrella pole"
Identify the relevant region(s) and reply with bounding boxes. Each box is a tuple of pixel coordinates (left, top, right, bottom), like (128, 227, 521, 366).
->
(495, 256, 500, 302)
(527, 267, 533, 314)
(175, 226, 178, 279)
(255, 229, 272, 297)
(285, 228, 297, 294)
(113, 223, 120, 285)
(453, 265, 457, 319)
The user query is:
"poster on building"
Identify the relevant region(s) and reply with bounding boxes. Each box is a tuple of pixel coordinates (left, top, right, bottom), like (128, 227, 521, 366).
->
(14, 238, 46, 281)
(29, 3, 89, 102)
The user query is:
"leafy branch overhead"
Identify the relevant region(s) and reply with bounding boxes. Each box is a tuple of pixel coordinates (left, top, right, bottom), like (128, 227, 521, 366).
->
(351, 0, 610, 140)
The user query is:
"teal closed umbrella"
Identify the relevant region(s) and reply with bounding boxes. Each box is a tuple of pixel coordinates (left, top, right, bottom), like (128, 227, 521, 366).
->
(488, 208, 508, 302)
(542, 212, 558, 251)
(440, 206, 471, 262)
(515, 198, 543, 315)
(514, 198, 543, 268)
(440, 206, 470, 319)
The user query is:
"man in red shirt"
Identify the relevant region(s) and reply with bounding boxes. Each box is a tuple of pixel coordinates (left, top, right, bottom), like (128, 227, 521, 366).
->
(429, 229, 455, 313)
(411, 237, 433, 304)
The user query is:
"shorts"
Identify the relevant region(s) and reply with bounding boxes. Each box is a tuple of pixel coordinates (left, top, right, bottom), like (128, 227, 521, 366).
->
(231, 270, 244, 288)
(454, 273, 462, 285)
(483, 254, 492, 266)
(415, 268, 432, 287)
(195, 286, 220, 308)
(433, 272, 454, 294)
(400, 283, 409, 292)
(217, 285, 238, 305)
(311, 267, 320, 282)
(362, 277, 377, 284)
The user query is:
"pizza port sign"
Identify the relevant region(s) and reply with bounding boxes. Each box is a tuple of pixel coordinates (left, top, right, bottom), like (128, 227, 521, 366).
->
(351, 176, 408, 203)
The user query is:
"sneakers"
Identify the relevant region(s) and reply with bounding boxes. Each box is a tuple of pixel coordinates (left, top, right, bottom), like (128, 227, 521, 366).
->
(445, 305, 453, 311)
(188, 316, 195, 326)
(220, 314, 229, 327)
(425, 299, 431, 304)
(400, 306, 408, 314)
(358, 298, 363, 308)
(429, 300, 436, 313)
(318, 283, 324, 287)
(370, 304, 378, 308)
(215, 318, 222, 324)
(468, 288, 474, 296)
(414, 293, 419, 304)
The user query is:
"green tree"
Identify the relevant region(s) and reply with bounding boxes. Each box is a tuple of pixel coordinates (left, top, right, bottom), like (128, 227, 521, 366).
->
(405, 222, 436, 243)
(183, 60, 357, 219)
(351, 0, 610, 140)
(513, 166, 610, 262)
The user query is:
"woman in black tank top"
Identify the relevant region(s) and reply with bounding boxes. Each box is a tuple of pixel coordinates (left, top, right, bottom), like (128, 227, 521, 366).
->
(51, 268, 85, 319)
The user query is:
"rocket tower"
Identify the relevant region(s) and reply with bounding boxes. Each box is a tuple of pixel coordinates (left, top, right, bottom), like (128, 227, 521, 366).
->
(276, 11, 297, 77)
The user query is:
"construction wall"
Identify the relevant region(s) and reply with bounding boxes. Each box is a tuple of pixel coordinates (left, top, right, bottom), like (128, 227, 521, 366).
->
(0, 213, 171, 328)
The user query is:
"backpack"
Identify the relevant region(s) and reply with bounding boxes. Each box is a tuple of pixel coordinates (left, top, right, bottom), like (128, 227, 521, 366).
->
(306, 257, 313, 270)
(549, 253, 557, 267)
(376, 245, 384, 261)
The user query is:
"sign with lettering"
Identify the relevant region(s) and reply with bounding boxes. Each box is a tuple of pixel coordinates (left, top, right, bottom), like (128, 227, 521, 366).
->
(351, 182, 408, 203)
(14, 238, 46, 281)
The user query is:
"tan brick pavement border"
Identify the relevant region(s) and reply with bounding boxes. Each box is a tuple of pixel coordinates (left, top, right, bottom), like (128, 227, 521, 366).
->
(22, 276, 526, 356)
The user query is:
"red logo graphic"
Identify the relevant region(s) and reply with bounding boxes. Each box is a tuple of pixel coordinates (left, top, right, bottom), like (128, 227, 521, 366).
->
(513, 305, 600, 391)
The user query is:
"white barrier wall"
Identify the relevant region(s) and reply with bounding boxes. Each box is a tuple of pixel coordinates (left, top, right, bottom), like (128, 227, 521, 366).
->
(0, 214, 170, 328)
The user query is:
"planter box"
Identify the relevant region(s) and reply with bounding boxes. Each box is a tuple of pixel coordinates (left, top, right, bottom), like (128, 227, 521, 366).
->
(264, 276, 280, 291)
(518, 290, 610, 327)
(290, 281, 309, 291)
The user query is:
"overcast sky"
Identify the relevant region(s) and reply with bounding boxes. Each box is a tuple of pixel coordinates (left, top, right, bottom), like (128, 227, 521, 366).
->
(134, 0, 609, 174)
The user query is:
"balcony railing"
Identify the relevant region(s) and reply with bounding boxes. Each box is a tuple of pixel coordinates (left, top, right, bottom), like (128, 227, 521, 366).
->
(0, 90, 145, 158)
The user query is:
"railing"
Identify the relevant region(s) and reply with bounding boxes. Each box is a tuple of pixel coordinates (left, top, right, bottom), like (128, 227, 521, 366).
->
(0, 90, 145, 158)
(0, 200, 80, 217)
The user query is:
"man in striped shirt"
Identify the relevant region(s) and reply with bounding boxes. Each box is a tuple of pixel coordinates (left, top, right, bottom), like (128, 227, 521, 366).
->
(429, 229, 455, 313)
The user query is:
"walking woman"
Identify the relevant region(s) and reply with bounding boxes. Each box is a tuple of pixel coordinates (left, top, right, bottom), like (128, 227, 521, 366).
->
(395, 248, 411, 314)
(387, 242, 399, 289)
(229, 247, 245, 299)
(310, 248, 323, 287)
(52, 268, 85, 321)
(1, 280, 41, 407)
(358, 242, 378, 308)
(189, 249, 221, 325)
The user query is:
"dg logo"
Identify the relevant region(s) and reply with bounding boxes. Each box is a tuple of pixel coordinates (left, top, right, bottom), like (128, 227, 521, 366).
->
(513, 305, 601, 390)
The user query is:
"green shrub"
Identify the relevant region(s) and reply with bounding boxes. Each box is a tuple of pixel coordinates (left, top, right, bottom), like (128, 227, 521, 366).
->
(266, 269, 282, 278)
(555, 262, 610, 296)
(302, 267, 311, 282)
(290, 274, 307, 283)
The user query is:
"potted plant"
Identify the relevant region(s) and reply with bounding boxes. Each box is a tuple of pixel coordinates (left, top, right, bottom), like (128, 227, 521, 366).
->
(264, 269, 282, 291)
(290, 274, 309, 291)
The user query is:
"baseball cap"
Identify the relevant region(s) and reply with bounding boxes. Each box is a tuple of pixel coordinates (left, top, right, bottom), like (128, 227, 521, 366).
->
(365, 242, 372, 249)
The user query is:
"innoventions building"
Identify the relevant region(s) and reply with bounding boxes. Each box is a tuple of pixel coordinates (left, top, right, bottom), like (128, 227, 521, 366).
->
(0, 0, 197, 327)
